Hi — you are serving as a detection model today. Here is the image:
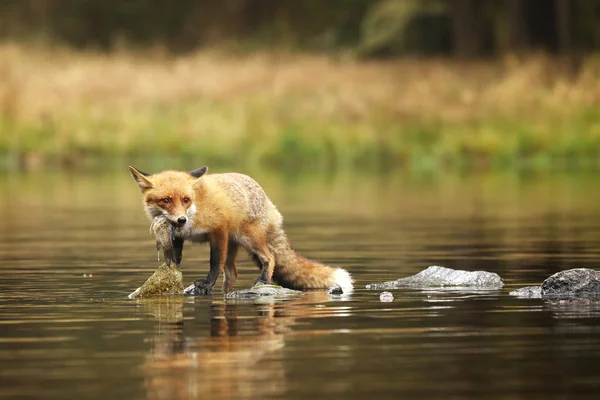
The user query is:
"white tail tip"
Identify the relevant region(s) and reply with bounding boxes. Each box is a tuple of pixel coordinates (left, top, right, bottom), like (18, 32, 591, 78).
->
(334, 268, 354, 293)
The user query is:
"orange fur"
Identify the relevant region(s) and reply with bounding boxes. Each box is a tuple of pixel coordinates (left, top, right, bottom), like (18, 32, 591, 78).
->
(129, 166, 353, 293)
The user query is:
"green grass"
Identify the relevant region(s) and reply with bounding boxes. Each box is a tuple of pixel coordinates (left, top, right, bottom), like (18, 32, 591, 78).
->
(3, 102, 600, 172)
(1, 43, 600, 171)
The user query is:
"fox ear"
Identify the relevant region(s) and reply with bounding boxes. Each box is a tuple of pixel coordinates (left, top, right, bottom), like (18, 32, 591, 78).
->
(189, 166, 208, 178)
(129, 166, 153, 192)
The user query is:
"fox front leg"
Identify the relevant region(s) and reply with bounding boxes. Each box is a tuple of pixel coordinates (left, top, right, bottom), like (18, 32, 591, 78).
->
(189, 230, 228, 295)
(173, 237, 184, 267)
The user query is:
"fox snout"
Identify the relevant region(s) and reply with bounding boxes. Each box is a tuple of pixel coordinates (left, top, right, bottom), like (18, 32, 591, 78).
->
(158, 213, 188, 226)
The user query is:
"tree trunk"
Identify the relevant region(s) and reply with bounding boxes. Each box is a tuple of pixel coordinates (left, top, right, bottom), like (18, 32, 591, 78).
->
(507, 0, 528, 52)
(555, 0, 571, 54)
(451, 0, 482, 57)
(555, 0, 579, 74)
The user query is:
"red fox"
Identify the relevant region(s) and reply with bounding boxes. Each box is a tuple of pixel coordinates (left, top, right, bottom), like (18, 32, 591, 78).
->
(129, 166, 353, 295)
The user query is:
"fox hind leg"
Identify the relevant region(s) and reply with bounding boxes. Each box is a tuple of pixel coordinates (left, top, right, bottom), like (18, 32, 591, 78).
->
(223, 240, 239, 293)
(239, 224, 276, 286)
(250, 253, 263, 270)
(248, 244, 275, 286)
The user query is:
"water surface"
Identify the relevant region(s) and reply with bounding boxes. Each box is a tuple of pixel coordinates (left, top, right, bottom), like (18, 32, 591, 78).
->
(1, 170, 600, 399)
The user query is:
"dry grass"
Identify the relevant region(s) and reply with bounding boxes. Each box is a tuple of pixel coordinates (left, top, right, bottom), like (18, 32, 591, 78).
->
(1, 42, 600, 170)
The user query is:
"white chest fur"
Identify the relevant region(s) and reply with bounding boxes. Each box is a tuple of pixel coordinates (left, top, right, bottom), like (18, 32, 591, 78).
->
(176, 204, 209, 241)
(176, 224, 210, 243)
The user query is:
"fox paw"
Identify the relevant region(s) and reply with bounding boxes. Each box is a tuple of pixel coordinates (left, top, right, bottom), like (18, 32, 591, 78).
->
(253, 278, 268, 287)
(183, 279, 214, 296)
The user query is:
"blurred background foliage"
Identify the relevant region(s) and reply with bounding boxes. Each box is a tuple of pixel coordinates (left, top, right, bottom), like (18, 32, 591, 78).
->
(2, 0, 600, 57)
(1, 0, 600, 172)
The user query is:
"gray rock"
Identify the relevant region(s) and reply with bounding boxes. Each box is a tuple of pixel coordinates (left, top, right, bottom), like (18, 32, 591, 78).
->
(509, 286, 542, 299)
(225, 284, 304, 301)
(366, 266, 504, 290)
(541, 268, 600, 297)
(326, 284, 344, 295)
(379, 291, 394, 302)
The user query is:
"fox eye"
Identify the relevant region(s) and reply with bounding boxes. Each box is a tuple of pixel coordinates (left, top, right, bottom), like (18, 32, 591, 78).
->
(160, 198, 171, 204)
(183, 197, 190, 204)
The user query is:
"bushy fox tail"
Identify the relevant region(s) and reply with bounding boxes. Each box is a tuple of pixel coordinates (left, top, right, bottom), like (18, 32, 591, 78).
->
(267, 228, 353, 292)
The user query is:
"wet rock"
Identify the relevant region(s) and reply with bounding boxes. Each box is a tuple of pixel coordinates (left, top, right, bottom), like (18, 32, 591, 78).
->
(225, 284, 304, 301)
(366, 266, 504, 290)
(509, 286, 542, 299)
(379, 291, 394, 302)
(541, 268, 600, 297)
(326, 284, 343, 295)
(128, 263, 184, 299)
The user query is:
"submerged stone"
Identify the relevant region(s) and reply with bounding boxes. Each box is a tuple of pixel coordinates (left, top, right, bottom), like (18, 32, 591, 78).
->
(541, 268, 600, 297)
(225, 284, 304, 301)
(365, 266, 504, 290)
(509, 286, 542, 299)
(128, 263, 184, 299)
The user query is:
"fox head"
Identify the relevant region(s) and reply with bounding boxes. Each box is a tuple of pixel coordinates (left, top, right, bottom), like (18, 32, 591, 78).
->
(129, 166, 208, 227)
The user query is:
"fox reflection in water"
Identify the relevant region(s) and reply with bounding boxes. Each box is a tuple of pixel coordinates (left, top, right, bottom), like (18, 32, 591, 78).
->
(137, 294, 332, 400)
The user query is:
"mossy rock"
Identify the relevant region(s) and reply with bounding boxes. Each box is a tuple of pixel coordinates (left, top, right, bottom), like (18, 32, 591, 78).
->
(128, 263, 184, 299)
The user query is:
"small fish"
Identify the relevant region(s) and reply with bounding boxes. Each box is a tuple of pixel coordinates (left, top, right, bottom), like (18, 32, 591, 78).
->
(150, 216, 175, 267)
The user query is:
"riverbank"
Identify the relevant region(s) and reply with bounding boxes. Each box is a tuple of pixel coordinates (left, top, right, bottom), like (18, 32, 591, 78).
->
(1, 43, 599, 171)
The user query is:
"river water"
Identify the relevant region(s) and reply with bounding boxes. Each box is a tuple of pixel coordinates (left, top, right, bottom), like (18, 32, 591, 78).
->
(1, 170, 599, 399)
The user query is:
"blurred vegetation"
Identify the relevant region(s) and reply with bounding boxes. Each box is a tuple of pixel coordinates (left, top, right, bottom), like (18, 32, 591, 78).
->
(0, 1, 600, 171)
(3, 0, 600, 57)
